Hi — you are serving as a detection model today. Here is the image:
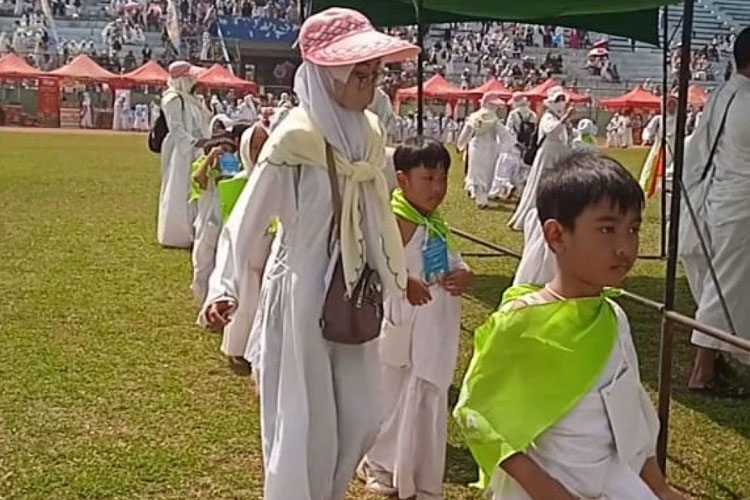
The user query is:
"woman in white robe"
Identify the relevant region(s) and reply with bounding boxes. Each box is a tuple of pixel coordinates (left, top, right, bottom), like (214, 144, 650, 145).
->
(157, 61, 211, 248)
(457, 92, 509, 208)
(80, 92, 94, 128)
(234, 94, 258, 123)
(112, 94, 126, 130)
(201, 8, 417, 499)
(508, 87, 572, 230)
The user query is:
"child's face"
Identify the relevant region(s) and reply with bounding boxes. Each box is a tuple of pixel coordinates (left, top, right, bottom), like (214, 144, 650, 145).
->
(397, 164, 448, 214)
(545, 199, 641, 288)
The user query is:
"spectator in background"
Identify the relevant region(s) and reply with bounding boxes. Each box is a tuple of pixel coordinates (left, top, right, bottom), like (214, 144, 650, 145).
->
(142, 43, 152, 63)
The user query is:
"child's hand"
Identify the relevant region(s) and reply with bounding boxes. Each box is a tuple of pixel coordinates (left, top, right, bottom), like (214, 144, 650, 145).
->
(442, 269, 472, 296)
(205, 300, 234, 329)
(407, 277, 432, 306)
(208, 146, 223, 160)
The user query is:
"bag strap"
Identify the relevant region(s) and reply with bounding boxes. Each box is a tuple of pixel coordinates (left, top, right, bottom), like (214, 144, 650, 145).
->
(700, 91, 737, 181)
(325, 143, 343, 240)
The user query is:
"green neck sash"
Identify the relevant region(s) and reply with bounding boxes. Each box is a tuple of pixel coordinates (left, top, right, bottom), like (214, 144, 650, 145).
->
(453, 284, 619, 488)
(391, 188, 453, 248)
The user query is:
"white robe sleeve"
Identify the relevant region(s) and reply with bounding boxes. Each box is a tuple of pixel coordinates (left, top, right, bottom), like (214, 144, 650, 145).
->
(456, 122, 474, 151)
(495, 121, 517, 151)
(199, 162, 290, 319)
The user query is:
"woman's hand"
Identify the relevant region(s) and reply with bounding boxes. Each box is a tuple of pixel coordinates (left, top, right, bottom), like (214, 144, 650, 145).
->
(406, 277, 432, 306)
(205, 300, 234, 329)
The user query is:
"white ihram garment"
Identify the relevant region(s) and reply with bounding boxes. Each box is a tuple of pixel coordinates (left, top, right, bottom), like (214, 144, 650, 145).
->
(678, 74, 750, 360)
(157, 85, 210, 248)
(457, 109, 507, 207)
(508, 111, 570, 230)
(492, 303, 660, 500)
(489, 124, 521, 199)
(364, 226, 465, 500)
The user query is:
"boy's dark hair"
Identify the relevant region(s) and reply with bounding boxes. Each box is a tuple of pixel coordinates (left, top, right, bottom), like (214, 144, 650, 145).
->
(393, 138, 451, 172)
(537, 151, 644, 229)
(230, 123, 251, 140)
(202, 135, 237, 155)
(734, 27, 750, 70)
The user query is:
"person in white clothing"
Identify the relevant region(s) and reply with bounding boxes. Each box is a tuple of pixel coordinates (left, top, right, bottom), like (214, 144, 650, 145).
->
(681, 28, 750, 395)
(572, 118, 599, 151)
(367, 86, 395, 139)
(360, 140, 472, 500)
(150, 100, 160, 128)
(157, 61, 211, 248)
(201, 123, 271, 366)
(618, 110, 633, 148)
(457, 91, 513, 208)
(508, 86, 573, 230)
(639, 98, 677, 197)
(80, 92, 94, 128)
(234, 94, 258, 123)
(201, 8, 418, 499)
(606, 112, 620, 147)
(112, 94, 126, 130)
(456, 152, 686, 500)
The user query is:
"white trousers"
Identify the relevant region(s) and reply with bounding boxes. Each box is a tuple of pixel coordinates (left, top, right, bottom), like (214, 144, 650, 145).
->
(365, 366, 446, 500)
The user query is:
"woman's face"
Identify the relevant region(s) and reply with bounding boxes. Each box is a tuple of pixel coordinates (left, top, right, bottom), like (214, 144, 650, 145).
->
(331, 60, 381, 112)
(249, 127, 269, 165)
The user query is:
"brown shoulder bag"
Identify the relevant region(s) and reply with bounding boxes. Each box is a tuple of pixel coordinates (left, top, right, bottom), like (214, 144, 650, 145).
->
(320, 144, 384, 345)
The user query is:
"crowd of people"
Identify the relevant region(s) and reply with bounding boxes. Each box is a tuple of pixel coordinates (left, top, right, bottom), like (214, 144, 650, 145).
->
(141, 7, 750, 500)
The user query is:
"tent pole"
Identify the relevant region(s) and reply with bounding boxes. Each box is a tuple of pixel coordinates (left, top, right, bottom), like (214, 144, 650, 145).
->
(660, 5, 669, 258)
(656, 0, 693, 474)
(415, 0, 425, 137)
(299, 0, 306, 22)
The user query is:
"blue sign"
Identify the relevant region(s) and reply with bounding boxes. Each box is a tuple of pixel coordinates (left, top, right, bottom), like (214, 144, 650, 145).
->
(216, 16, 299, 43)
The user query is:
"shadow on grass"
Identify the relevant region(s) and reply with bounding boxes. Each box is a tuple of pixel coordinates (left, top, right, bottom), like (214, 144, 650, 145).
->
(466, 273, 513, 311)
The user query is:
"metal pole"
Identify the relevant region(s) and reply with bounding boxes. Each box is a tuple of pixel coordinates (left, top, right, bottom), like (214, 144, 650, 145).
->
(415, 0, 424, 137)
(660, 6, 669, 258)
(656, 0, 693, 474)
(299, 0, 305, 22)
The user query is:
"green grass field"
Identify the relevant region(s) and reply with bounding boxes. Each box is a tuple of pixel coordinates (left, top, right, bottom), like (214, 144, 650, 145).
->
(0, 131, 748, 500)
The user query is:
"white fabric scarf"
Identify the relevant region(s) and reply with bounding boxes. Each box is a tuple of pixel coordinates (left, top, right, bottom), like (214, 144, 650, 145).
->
(293, 62, 407, 295)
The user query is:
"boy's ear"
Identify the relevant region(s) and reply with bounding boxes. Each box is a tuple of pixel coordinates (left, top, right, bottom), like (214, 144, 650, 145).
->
(542, 219, 565, 255)
(395, 170, 409, 190)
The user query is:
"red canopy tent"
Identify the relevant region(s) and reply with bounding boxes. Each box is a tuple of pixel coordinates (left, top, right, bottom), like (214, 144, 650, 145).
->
(599, 85, 662, 111)
(47, 54, 118, 82)
(521, 77, 592, 103)
(466, 77, 512, 101)
(118, 60, 169, 86)
(197, 64, 257, 94)
(395, 74, 472, 103)
(688, 84, 708, 108)
(0, 52, 45, 78)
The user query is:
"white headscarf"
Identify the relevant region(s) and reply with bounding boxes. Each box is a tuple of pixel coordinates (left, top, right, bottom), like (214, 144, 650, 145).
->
(294, 61, 368, 162)
(289, 60, 406, 295)
(239, 123, 267, 171)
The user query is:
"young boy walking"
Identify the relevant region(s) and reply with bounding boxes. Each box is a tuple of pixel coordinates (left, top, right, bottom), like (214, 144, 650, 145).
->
(360, 139, 472, 500)
(455, 152, 687, 500)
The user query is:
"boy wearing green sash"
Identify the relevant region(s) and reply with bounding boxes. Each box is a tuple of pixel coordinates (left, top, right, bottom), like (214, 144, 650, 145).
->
(359, 139, 472, 499)
(455, 152, 686, 500)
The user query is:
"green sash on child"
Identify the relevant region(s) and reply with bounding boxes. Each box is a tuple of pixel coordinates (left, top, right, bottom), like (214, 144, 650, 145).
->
(217, 175, 248, 223)
(390, 188, 454, 248)
(453, 284, 619, 488)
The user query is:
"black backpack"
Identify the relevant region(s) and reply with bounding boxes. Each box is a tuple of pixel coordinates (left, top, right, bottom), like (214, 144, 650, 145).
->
(148, 95, 183, 153)
(518, 118, 542, 165)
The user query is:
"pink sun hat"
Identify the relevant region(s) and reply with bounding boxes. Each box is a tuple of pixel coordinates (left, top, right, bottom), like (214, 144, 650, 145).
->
(168, 61, 204, 79)
(298, 7, 420, 66)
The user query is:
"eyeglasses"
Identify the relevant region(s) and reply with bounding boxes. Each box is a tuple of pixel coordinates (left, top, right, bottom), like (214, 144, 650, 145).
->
(352, 68, 384, 90)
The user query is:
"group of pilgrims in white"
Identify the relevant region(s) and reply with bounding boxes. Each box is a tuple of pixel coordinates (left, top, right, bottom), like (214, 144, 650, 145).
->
(153, 7, 750, 500)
